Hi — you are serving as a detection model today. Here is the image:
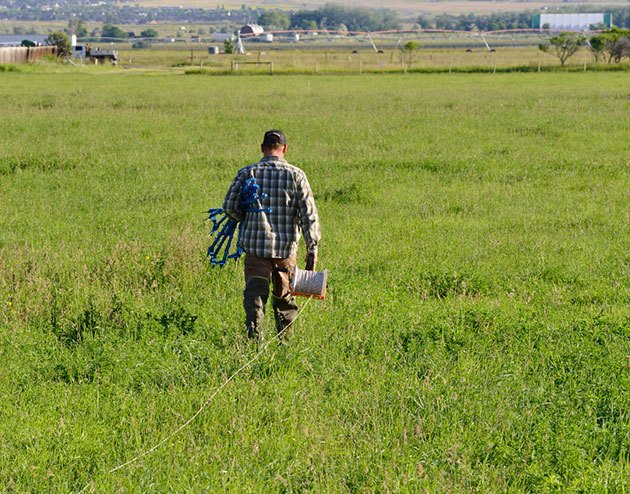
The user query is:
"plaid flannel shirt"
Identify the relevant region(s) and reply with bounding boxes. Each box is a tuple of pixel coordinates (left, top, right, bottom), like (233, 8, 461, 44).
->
(223, 156, 320, 259)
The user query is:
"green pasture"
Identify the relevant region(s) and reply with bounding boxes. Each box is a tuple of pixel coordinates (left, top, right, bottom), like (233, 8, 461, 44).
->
(0, 71, 628, 492)
(107, 44, 607, 73)
(123, 45, 548, 72)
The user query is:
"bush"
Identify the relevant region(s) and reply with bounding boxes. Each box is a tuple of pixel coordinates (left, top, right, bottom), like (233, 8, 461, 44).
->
(101, 24, 127, 41)
(590, 28, 630, 63)
(132, 39, 152, 49)
(140, 28, 159, 39)
(45, 31, 72, 59)
(539, 32, 585, 66)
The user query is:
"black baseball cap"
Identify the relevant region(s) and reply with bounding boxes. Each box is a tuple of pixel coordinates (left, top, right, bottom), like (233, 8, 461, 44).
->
(262, 130, 286, 147)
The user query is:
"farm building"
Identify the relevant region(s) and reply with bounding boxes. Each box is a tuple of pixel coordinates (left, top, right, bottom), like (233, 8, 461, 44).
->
(532, 13, 612, 31)
(276, 32, 300, 42)
(209, 33, 235, 42)
(89, 48, 119, 64)
(248, 33, 274, 43)
(239, 24, 264, 37)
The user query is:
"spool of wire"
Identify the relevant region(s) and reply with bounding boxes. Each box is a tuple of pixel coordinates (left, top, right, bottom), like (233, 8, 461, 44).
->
(291, 267, 328, 299)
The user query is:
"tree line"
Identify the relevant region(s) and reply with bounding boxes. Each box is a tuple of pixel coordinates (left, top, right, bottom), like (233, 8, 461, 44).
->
(539, 28, 630, 66)
(1, 2, 401, 32)
(3, 1, 629, 33)
(0, 3, 253, 24)
(418, 12, 533, 31)
(286, 5, 400, 32)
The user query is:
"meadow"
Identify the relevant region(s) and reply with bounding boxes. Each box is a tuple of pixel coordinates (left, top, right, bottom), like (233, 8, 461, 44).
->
(0, 69, 629, 492)
(122, 45, 564, 73)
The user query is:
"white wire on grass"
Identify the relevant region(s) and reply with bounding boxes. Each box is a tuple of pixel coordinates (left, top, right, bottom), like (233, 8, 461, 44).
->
(105, 296, 313, 475)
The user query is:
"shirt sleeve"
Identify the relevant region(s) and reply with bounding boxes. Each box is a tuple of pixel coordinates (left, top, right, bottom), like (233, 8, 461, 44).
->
(223, 173, 244, 222)
(296, 172, 321, 254)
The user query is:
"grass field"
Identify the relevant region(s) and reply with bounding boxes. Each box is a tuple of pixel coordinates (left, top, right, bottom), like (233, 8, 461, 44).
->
(126, 45, 623, 74)
(0, 70, 629, 492)
(7, 44, 624, 75)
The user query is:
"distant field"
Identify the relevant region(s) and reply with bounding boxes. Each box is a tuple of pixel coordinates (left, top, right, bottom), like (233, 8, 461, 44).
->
(127, 0, 630, 16)
(115, 45, 612, 73)
(1, 69, 628, 492)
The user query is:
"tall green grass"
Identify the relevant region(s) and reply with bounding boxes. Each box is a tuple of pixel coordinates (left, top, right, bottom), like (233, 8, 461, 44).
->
(0, 71, 628, 492)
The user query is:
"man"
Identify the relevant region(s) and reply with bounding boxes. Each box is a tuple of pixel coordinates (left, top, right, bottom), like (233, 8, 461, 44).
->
(223, 130, 321, 341)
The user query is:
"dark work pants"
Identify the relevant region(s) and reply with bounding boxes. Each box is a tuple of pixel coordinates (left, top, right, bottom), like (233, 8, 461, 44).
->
(243, 253, 298, 341)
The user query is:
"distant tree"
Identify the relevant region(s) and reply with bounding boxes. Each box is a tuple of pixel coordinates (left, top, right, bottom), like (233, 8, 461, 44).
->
(590, 28, 630, 63)
(104, 13, 118, 25)
(45, 31, 72, 58)
(403, 40, 418, 51)
(297, 20, 318, 31)
(416, 15, 432, 29)
(67, 19, 88, 38)
(400, 40, 419, 67)
(77, 21, 88, 38)
(101, 24, 126, 40)
(290, 5, 399, 32)
(257, 10, 290, 30)
(612, 35, 630, 62)
(539, 32, 585, 66)
(132, 39, 152, 49)
(140, 28, 159, 38)
(435, 14, 456, 30)
(223, 38, 234, 54)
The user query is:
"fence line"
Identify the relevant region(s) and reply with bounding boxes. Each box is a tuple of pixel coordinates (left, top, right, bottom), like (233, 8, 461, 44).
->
(0, 46, 56, 64)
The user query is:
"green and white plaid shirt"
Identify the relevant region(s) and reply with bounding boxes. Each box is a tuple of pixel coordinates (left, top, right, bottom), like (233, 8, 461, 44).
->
(223, 156, 320, 259)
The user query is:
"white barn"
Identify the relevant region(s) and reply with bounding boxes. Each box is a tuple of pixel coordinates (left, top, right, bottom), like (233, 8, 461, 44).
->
(532, 13, 613, 31)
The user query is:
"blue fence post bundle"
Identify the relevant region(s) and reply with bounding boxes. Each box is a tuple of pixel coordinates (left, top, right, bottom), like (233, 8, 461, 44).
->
(206, 178, 272, 267)
(206, 208, 242, 266)
(240, 177, 272, 213)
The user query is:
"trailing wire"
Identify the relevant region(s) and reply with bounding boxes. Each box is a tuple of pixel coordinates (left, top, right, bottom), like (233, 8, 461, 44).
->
(77, 178, 310, 492)
(77, 297, 313, 491)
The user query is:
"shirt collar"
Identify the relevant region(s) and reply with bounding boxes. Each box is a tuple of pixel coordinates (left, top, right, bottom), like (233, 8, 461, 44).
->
(260, 155, 287, 165)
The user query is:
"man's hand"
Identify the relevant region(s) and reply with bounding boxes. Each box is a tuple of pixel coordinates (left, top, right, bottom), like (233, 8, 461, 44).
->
(305, 252, 317, 271)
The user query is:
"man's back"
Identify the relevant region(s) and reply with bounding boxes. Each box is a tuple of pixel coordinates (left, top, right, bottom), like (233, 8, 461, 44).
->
(223, 155, 320, 259)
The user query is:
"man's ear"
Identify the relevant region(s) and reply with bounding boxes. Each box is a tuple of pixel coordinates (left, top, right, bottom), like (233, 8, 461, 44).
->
(281, 144, 287, 155)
